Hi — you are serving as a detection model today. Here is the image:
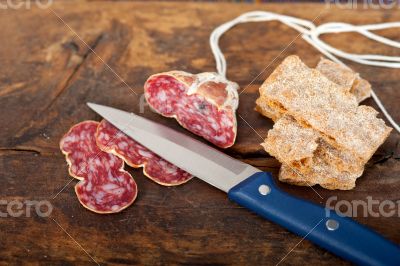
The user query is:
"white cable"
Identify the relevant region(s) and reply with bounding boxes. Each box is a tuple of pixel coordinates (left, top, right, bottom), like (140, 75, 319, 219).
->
(210, 11, 315, 78)
(309, 22, 400, 67)
(209, 10, 399, 133)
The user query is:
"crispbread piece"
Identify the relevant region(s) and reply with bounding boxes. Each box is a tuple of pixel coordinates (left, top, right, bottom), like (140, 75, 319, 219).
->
(262, 115, 364, 172)
(351, 78, 372, 103)
(262, 115, 364, 190)
(261, 115, 318, 168)
(316, 58, 371, 102)
(256, 55, 358, 122)
(316, 58, 356, 90)
(279, 165, 317, 187)
(257, 55, 392, 190)
(258, 55, 391, 163)
(255, 96, 283, 122)
(256, 57, 371, 122)
(279, 164, 358, 190)
(278, 140, 363, 190)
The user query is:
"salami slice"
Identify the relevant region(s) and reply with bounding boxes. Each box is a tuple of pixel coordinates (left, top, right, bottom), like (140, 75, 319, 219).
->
(96, 119, 193, 186)
(60, 121, 137, 214)
(144, 71, 239, 148)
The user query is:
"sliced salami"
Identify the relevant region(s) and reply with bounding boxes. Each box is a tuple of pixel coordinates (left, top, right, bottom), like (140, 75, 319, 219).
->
(60, 121, 137, 214)
(144, 71, 239, 148)
(96, 119, 193, 186)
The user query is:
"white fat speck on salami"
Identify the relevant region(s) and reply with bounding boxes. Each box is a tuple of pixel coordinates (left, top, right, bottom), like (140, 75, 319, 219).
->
(144, 71, 239, 148)
(96, 120, 193, 186)
(60, 121, 137, 214)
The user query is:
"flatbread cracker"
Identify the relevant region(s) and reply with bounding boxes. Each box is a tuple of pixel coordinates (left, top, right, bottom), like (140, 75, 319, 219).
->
(316, 58, 371, 102)
(279, 164, 358, 190)
(258, 55, 391, 162)
(263, 115, 364, 190)
(257, 55, 392, 190)
(255, 96, 283, 122)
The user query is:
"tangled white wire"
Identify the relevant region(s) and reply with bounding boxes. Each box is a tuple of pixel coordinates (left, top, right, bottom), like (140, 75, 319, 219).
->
(210, 11, 400, 133)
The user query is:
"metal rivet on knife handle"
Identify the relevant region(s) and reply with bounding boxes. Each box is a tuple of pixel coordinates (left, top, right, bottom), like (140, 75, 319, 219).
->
(326, 219, 340, 231)
(258, 185, 271, 196)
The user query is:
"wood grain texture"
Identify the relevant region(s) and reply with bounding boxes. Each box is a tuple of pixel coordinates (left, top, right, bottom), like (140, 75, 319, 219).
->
(0, 1, 399, 265)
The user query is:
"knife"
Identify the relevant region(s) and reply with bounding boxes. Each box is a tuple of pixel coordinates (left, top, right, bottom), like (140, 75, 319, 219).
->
(88, 103, 400, 266)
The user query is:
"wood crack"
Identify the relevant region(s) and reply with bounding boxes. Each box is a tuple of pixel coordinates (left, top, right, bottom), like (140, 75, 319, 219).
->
(0, 145, 59, 156)
(0, 147, 42, 155)
(10, 33, 106, 146)
(42, 33, 105, 113)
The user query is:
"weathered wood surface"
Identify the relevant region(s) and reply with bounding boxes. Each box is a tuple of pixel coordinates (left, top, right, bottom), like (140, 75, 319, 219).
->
(0, 1, 399, 265)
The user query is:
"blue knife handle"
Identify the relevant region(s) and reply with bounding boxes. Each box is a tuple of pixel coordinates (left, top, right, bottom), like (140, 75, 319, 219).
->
(228, 172, 400, 266)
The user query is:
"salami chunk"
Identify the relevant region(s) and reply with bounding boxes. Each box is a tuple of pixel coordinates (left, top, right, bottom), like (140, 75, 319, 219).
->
(144, 71, 239, 148)
(60, 121, 137, 214)
(96, 119, 193, 186)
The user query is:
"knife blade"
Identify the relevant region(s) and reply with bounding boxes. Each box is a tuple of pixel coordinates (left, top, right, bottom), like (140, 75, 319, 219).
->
(88, 102, 400, 266)
(87, 102, 260, 192)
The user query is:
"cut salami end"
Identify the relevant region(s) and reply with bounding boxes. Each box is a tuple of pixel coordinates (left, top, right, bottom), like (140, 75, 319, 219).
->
(60, 121, 137, 214)
(96, 119, 193, 186)
(144, 71, 239, 148)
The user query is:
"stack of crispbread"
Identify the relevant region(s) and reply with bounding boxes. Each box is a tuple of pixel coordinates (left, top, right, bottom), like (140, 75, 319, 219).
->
(256, 55, 392, 190)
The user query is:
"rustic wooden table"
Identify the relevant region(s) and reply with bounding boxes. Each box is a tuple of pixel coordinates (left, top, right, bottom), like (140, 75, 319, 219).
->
(0, 1, 399, 265)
